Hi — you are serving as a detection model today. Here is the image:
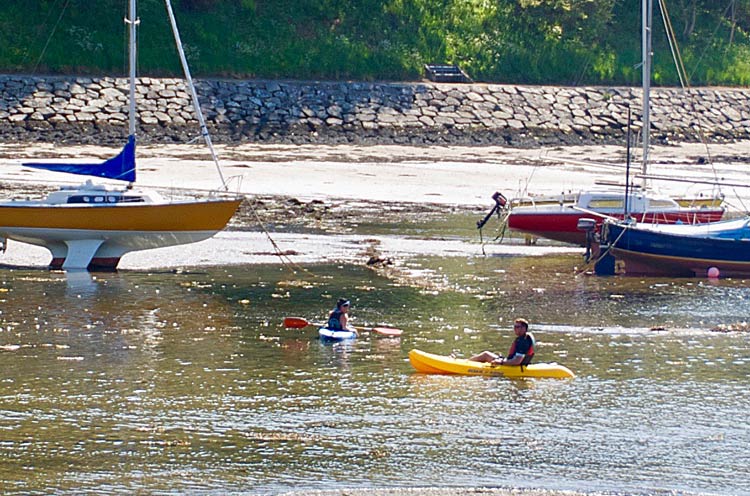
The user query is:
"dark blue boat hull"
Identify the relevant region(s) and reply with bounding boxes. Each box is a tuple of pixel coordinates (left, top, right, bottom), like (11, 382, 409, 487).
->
(600, 220, 750, 277)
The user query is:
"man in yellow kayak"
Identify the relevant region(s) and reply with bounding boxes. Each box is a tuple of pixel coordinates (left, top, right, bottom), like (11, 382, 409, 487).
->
(470, 318, 535, 366)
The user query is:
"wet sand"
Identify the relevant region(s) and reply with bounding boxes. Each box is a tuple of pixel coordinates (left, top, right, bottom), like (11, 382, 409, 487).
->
(0, 141, 749, 270)
(0, 214, 578, 271)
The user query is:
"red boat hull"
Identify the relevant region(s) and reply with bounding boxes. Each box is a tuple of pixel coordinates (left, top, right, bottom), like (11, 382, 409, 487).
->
(508, 208, 725, 246)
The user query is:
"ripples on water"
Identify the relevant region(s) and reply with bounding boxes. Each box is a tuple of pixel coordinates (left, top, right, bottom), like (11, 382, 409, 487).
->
(0, 257, 748, 495)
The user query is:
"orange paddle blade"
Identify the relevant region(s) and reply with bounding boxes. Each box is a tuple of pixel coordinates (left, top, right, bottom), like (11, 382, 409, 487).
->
(371, 327, 403, 337)
(283, 317, 311, 329)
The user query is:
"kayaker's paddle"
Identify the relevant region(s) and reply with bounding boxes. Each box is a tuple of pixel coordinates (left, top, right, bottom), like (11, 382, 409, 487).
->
(283, 316, 314, 329)
(283, 316, 403, 337)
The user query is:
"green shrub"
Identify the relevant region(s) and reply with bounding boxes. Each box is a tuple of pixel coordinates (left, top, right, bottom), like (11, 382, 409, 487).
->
(3, 0, 750, 85)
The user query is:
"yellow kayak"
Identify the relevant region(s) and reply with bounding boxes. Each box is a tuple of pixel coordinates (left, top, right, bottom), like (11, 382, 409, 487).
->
(409, 349, 575, 379)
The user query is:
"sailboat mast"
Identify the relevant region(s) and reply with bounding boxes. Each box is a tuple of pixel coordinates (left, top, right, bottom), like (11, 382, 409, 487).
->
(127, 0, 138, 138)
(641, 0, 652, 179)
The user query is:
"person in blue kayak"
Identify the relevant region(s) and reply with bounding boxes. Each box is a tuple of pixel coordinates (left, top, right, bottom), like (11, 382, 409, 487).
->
(327, 298, 358, 335)
(470, 318, 535, 366)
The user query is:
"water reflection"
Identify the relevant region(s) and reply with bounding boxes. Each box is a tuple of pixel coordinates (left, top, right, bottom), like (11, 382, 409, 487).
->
(64, 269, 98, 296)
(0, 262, 748, 495)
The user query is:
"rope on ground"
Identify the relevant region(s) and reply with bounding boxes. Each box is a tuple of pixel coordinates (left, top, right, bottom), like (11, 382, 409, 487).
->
(246, 197, 319, 278)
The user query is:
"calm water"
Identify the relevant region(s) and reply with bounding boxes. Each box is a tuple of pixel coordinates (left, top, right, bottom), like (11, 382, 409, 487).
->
(0, 255, 749, 495)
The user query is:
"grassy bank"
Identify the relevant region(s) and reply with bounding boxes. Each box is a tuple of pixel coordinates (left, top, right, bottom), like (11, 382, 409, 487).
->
(3, 0, 750, 86)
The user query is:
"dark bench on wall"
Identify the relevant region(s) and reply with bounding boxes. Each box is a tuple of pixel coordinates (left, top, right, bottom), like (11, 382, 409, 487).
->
(424, 64, 472, 83)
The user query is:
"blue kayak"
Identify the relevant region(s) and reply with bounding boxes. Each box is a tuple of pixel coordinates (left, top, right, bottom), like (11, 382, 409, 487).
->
(318, 327, 357, 341)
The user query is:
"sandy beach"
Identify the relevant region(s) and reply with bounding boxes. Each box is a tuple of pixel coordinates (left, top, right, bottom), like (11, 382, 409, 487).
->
(4, 140, 749, 203)
(0, 140, 749, 270)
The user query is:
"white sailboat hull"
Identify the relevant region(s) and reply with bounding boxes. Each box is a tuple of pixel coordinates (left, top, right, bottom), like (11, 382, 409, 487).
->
(0, 193, 242, 269)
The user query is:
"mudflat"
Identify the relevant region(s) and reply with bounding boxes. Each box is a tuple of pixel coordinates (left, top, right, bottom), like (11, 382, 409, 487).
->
(0, 141, 747, 269)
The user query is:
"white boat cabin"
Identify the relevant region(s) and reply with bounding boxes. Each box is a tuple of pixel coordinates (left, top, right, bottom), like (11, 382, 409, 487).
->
(576, 190, 680, 213)
(40, 181, 166, 206)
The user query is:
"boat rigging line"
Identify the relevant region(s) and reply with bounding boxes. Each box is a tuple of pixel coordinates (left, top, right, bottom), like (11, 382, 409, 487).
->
(163, 0, 306, 274)
(657, 0, 723, 192)
(30, 0, 72, 75)
(163, 0, 228, 192)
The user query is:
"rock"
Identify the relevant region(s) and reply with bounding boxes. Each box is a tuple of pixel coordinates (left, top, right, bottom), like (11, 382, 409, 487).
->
(710, 322, 750, 333)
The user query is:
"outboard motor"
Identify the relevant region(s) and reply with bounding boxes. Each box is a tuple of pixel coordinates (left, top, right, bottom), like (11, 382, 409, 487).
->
(477, 191, 508, 229)
(578, 218, 617, 275)
(577, 218, 597, 263)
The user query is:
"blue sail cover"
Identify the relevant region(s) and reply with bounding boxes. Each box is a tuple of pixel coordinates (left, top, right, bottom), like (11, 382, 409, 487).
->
(24, 135, 136, 182)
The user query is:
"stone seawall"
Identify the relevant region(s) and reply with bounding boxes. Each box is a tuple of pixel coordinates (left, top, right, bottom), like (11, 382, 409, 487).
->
(1, 74, 749, 146)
